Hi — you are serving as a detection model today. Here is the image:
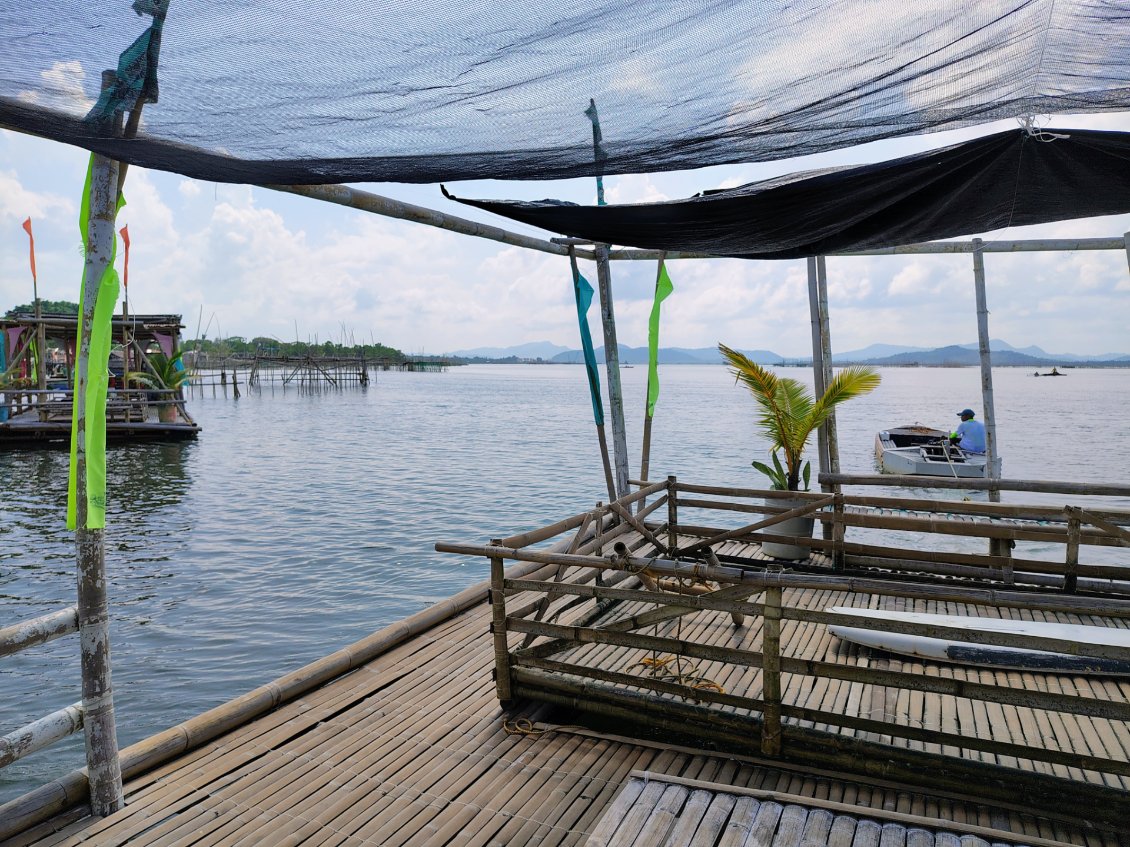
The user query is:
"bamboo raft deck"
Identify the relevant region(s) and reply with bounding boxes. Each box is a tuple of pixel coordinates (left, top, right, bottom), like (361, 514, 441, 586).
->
(2, 559, 1121, 847)
(5, 480, 1129, 846)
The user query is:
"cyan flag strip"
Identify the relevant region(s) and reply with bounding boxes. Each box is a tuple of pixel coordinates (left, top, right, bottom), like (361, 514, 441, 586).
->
(570, 252, 604, 426)
(646, 260, 674, 417)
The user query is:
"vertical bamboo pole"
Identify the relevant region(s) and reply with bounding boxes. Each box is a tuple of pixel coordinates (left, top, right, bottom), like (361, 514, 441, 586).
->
(666, 475, 678, 553)
(761, 585, 782, 757)
(971, 239, 1000, 506)
(76, 141, 124, 817)
(816, 257, 839, 475)
(808, 257, 837, 542)
(489, 541, 512, 704)
(35, 303, 47, 391)
(595, 244, 630, 500)
(1064, 508, 1081, 594)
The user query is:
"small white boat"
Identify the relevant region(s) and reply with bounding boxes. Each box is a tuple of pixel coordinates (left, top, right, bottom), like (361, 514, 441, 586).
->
(826, 606, 1130, 676)
(875, 424, 989, 478)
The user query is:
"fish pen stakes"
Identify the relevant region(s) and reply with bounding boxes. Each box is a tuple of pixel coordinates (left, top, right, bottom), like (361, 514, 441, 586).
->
(436, 475, 1130, 830)
(182, 354, 453, 397)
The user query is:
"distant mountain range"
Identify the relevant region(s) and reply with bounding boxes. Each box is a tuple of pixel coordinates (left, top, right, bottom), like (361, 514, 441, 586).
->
(450, 339, 1130, 366)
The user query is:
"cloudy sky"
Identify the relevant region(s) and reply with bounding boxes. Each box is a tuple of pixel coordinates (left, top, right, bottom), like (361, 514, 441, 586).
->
(2, 112, 1128, 358)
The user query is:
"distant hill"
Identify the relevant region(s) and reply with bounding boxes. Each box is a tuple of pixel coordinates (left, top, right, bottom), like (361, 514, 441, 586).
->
(451, 341, 571, 360)
(868, 345, 1050, 367)
(550, 344, 781, 365)
(446, 341, 1129, 366)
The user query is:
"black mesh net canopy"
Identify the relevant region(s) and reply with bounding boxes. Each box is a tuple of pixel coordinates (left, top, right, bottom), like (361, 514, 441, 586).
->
(447, 128, 1130, 257)
(2, 1, 1130, 185)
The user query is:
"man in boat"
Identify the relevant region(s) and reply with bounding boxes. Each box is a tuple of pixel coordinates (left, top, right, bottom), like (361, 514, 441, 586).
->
(949, 408, 986, 453)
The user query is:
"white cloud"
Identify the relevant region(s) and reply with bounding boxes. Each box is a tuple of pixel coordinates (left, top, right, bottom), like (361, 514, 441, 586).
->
(178, 180, 202, 198)
(18, 61, 94, 115)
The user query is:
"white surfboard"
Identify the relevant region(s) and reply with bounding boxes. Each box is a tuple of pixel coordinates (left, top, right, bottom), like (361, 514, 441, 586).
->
(826, 606, 1130, 676)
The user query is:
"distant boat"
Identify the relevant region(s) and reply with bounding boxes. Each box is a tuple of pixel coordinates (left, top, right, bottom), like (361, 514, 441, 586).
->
(1033, 366, 1066, 377)
(620, 363, 634, 368)
(826, 606, 1130, 676)
(874, 424, 990, 478)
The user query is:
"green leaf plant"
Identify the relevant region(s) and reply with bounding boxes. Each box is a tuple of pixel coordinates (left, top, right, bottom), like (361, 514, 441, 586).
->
(719, 343, 880, 491)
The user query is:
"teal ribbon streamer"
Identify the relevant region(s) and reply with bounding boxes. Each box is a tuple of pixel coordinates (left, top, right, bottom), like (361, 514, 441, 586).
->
(570, 252, 604, 426)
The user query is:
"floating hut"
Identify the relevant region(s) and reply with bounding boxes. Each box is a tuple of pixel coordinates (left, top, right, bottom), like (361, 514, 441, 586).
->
(0, 312, 199, 447)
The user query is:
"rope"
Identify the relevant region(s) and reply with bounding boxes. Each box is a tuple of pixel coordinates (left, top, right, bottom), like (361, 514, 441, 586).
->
(502, 718, 549, 736)
(638, 654, 726, 694)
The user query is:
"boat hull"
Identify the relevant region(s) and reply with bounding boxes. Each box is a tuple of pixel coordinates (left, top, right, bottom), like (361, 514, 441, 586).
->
(875, 425, 990, 478)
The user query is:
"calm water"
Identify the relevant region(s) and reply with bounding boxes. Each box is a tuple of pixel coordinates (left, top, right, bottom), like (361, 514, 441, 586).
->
(2, 364, 1129, 802)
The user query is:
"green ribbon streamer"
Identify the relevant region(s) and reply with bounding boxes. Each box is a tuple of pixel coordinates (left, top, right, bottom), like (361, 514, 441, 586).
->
(68, 157, 124, 530)
(646, 261, 674, 417)
(570, 252, 604, 427)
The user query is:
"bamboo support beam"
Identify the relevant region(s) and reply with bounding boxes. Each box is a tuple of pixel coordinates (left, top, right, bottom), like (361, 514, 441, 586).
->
(1070, 506, 1130, 546)
(607, 501, 668, 553)
(678, 495, 834, 557)
(434, 540, 1130, 618)
(0, 607, 78, 658)
(0, 704, 84, 769)
(818, 473, 1130, 497)
(269, 184, 593, 259)
(594, 243, 630, 499)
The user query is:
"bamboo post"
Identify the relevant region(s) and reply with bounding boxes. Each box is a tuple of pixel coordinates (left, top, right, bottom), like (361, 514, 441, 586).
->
(1064, 508, 1081, 594)
(489, 541, 512, 704)
(666, 475, 678, 553)
(832, 493, 846, 570)
(971, 239, 1001, 509)
(35, 298, 46, 391)
(807, 258, 830, 482)
(761, 585, 782, 756)
(75, 131, 124, 817)
(594, 243, 630, 500)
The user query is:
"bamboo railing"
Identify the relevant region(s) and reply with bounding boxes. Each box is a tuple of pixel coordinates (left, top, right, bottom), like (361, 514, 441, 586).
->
(436, 476, 1130, 826)
(0, 608, 82, 768)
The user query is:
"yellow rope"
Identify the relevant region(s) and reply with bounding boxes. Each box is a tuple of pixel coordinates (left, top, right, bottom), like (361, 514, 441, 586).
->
(502, 718, 548, 736)
(638, 654, 725, 695)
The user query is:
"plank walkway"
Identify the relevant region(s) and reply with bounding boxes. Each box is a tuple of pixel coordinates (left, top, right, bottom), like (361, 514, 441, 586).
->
(3, 554, 1123, 847)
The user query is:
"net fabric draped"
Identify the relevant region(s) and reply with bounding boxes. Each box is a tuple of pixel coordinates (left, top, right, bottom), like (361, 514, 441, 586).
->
(2, 1, 1129, 185)
(446, 129, 1130, 258)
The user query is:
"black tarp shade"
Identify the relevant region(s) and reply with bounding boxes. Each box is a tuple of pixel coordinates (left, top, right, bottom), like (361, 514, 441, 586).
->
(445, 129, 1130, 259)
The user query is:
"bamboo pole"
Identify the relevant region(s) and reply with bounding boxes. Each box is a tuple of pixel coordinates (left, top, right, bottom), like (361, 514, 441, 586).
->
(760, 585, 782, 757)
(971, 238, 1002, 507)
(0, 704, 84, 769)
(489, 542, 512, 704)
(678, 495, 834, 557)
(0, 606, 78, 658)
(666, 475, 678, 553)
(594, 243, 630, 500)
(435, 540, 1130, 618)
(1071, 506, 1130, 546)
(75, 126, 124, 817)
(818, 473, 1130, 497)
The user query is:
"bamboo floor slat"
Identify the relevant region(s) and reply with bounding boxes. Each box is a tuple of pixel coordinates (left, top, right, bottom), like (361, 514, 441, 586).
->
(584, 772, 1093, 847)
(6, 559, 1126, 847)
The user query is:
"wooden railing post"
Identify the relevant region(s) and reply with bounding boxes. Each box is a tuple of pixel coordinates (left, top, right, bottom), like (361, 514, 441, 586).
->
(760, 585, 782, 757)
(832, 493, 845, 571)
(666, 475, 678, 554)
(1064, 508, 1081, 594)
(489, 541, 512, 704)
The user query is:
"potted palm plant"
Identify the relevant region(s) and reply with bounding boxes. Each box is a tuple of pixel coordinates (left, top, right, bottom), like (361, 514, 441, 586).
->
(719, 343, 880, 558)
(128, 348, 190, 423)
